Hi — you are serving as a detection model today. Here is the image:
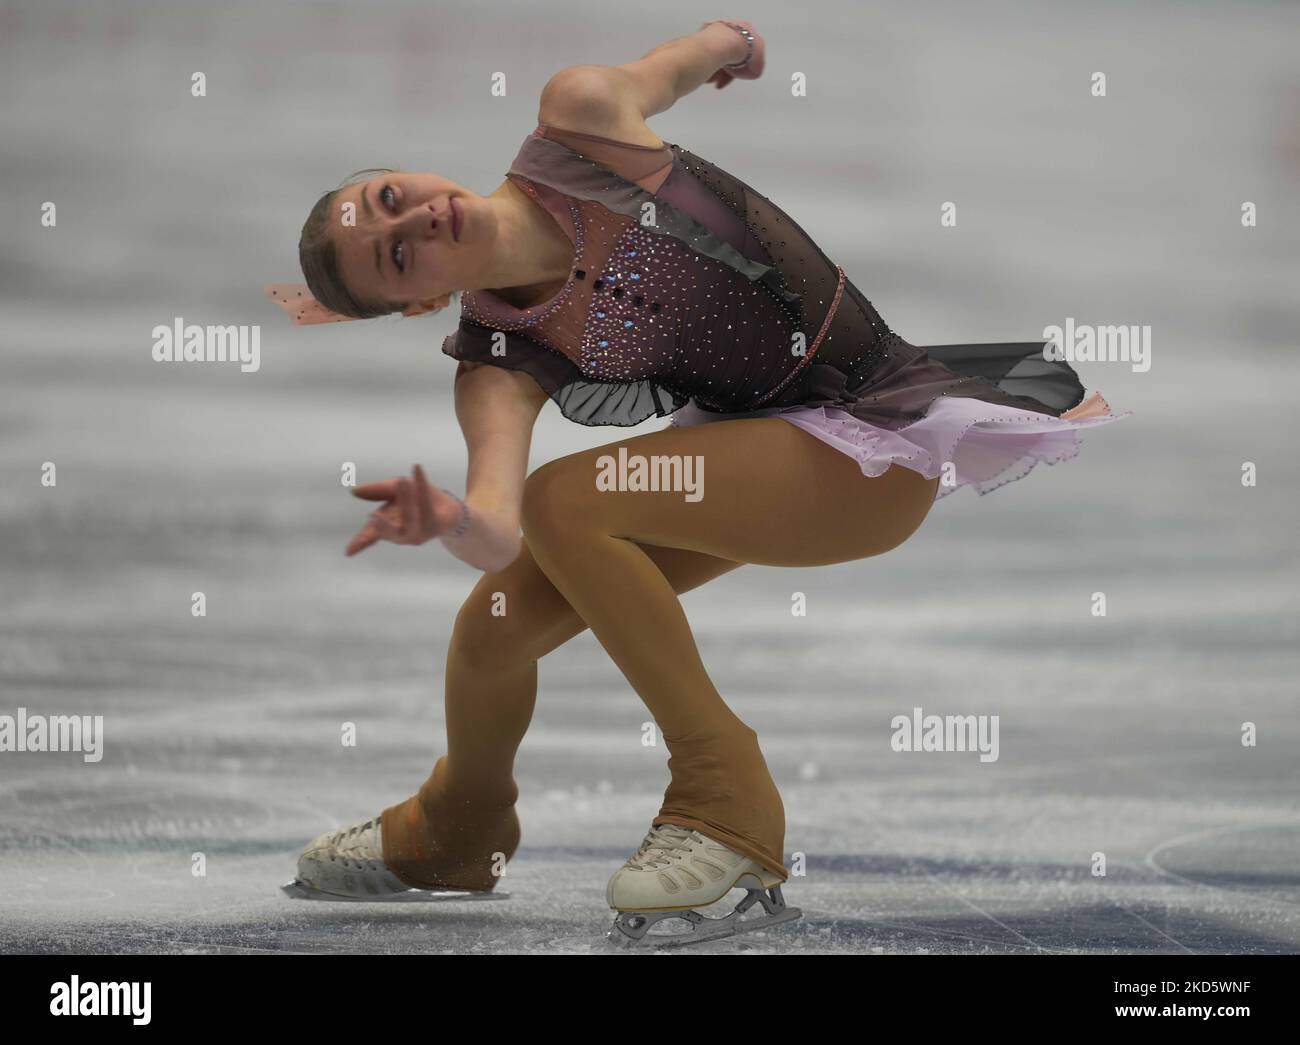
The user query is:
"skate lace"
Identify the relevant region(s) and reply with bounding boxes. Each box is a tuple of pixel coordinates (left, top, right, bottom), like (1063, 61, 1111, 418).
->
(624, 824, 697, 871)
(330, 817, 382, 865)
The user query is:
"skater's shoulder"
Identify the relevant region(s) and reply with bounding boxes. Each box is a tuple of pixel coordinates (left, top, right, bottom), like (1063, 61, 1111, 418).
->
(537, 66, 668, 152)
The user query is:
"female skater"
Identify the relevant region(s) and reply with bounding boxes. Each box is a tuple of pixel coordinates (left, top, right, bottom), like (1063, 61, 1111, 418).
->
(268, 20, 1123, 942)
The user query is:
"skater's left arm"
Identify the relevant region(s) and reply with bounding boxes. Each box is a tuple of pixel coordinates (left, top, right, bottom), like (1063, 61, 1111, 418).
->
(540, 21, 764, 133)
(343, 364, 542, 570)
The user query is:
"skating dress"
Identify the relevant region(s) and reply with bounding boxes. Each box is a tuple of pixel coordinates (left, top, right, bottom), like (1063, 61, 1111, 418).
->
(442, 123, 1125, 496)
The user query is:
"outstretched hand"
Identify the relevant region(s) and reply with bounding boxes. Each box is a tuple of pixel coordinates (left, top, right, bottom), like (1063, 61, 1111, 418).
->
(345, 464, 462, 556)
(702, 19, 765, 89)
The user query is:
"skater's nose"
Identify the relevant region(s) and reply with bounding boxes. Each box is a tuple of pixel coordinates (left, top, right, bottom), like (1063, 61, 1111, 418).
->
(396, 201, 447, 242)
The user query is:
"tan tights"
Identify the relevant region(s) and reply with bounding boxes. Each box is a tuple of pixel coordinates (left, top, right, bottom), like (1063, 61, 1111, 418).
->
(381, 416, 940, 889)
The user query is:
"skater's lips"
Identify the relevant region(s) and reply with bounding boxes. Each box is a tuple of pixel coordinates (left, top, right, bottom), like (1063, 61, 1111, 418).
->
(450, 197, 463, 242)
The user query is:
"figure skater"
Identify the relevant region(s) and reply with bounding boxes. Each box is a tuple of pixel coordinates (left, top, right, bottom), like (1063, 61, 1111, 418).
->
(267, 20, 1124, 944)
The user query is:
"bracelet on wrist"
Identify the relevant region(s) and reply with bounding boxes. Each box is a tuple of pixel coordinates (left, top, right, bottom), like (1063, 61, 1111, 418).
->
(704, 19, 755, 71)
(444, 491, 472, 538)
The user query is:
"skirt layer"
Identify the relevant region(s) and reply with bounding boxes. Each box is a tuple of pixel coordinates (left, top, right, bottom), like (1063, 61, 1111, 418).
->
(669, 390, 1127, 499)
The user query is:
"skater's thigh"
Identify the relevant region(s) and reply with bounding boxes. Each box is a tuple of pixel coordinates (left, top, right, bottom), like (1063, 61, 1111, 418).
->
(449, 537, 741, 668)
(521, 417, 941, 568)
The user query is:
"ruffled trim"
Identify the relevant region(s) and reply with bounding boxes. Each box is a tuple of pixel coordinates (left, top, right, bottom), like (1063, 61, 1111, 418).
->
(670, 392, 1129, 499)
(443, 319, 688, 427)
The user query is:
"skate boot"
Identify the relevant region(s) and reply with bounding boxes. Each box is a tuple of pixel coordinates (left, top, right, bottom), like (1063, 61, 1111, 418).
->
(284, 789, 519, 903)
(283, 816, 415, 899)
(605, 823, 801, 947)
(283, 815, 507, 902)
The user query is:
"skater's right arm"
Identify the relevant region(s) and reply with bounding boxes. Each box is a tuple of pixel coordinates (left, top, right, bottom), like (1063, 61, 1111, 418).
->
(441, 359, 548, 571)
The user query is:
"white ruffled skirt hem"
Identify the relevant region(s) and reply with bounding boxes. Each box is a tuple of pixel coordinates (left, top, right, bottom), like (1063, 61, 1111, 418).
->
(669, 392, 1128, 499)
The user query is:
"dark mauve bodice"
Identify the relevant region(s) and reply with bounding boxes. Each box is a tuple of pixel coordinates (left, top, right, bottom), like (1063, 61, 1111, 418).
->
(443, 125, 1085, 428)
(463, 178, 812, 411)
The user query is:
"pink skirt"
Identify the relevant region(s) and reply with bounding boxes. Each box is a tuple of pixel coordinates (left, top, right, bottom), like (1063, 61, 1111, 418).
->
(669, 391, 1127, 499)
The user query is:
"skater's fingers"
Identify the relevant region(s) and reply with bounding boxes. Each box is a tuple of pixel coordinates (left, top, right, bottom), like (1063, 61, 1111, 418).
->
(345, 524, 380, 556)
(369, 510, 402, 542)
(352, 479, 400, 502)
(395, 478, 417, 540)
(413, 464, 435, 536)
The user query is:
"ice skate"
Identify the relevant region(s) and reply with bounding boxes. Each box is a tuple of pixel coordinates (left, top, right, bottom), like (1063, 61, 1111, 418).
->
(605, 824, 801, 948)
(282, 815, 505, 903)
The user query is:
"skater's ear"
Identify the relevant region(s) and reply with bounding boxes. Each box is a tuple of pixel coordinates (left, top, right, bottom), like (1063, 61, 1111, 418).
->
(401, 293, 455, 318)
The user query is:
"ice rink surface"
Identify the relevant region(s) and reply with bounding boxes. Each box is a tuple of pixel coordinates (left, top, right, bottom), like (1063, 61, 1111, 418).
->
(2, 0, 1298, 953)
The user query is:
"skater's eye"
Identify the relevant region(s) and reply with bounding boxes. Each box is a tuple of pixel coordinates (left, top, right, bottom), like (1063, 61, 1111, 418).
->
(391, 240, 405, 274)
(380, 184, 398, 211)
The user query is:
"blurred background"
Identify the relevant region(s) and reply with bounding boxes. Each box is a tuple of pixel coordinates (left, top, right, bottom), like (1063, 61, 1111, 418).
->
(1, 0, 1297, 953)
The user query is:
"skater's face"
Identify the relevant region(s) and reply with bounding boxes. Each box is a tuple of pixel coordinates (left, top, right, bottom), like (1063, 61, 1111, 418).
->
(303, 171, 496, 319)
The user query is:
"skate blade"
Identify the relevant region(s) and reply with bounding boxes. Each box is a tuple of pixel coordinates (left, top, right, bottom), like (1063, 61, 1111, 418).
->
(280, 879, 509, 903)
(607, 895, 803, 950)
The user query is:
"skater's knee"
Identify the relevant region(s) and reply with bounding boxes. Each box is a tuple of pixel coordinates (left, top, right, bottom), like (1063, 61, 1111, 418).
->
(448, 590, 538, 674)
(519, 462, 561, 541)
(519, 457, 597, 544)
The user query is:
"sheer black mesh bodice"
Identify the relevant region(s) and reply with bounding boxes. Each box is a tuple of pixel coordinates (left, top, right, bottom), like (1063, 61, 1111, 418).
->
(442, 125, 1087, 430)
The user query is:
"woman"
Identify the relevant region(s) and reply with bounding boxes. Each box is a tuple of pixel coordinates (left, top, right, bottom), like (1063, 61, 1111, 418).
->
(268, 20, 1123, 939)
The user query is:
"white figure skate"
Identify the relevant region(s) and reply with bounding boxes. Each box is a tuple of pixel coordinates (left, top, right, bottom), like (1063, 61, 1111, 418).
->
(606, 824, 801, 947)
(281, 816, 505, 903)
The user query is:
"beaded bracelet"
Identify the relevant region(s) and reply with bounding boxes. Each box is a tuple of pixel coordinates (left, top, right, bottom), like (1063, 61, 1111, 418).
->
(703, 19, 756, 72)
(443, 491, 472, 538)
